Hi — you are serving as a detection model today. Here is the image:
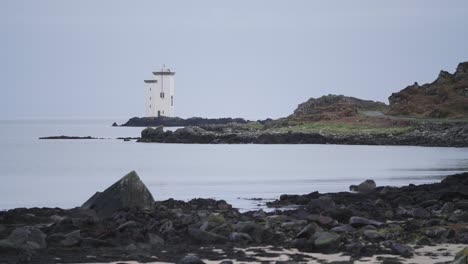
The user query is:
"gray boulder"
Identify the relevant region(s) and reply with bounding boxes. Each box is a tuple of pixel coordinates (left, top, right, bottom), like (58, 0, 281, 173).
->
(178, 254, 205, 264)
(448, 210, 468, 223)
(350, 179, 376, 193)
(60, 230, 81, 247)
(389, 242, 413, 257)
(349, 216, 384, 228)
(81, 171, 155, 218)
(234, 221, 264, 243)
(363, 229, 383, 240)
(296, 222, 323, 239)
(229, 232, 253, 244)
(0, 227, 46, 250)
(187, 227, 227, 243)
(148, 233, 164, 247)
(141, 126, 164, 139)
(330, 225, 355, 233)
(313, 232, 340, 249)
(307, 196, 336, 212)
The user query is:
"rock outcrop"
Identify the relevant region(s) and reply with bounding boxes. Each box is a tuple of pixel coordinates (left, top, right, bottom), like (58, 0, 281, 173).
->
(388, 61, 468, 118)
(81, 171, 155, 218)
(349, 179, 377, 193)
(291, 94, 387, 121)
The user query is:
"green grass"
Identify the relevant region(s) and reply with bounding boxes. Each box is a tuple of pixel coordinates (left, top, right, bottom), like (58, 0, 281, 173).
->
(272, 122, 415, 135)
(244, 122, 264, 130)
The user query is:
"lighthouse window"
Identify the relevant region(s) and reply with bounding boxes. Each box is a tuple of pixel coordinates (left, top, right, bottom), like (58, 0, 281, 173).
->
(171, 96, 173, 106)
(160, 92, 165, 98)
(149, 105, 151, 108)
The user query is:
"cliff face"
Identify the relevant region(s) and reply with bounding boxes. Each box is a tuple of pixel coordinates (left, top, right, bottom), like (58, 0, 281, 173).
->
(388, 62, 468, 118)
(290, 94, 387, 121)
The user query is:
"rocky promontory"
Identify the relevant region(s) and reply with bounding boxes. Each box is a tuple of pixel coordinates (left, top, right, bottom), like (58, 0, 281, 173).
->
(0, 171, 467, 263)
(388, 61, 468, 118)
(291, 94, 388, 122)
(138, 121, 468, 147)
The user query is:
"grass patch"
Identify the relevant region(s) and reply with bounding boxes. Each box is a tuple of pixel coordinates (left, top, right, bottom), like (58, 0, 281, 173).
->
(272, 122, 415, 135)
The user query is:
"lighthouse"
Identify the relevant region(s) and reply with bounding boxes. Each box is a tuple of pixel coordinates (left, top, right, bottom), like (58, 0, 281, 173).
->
(144, 67, 175, 117)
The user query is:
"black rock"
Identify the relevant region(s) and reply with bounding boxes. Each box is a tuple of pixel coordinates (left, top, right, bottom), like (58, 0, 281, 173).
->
(188, 227, 228, 243)
(234, 221, 264, 243)
(178, 254, 205, 264)
(60, 230, 81, 247)
(350, 179, 376, 193)
(148, 233, 164, 247)
(307, 197, 336, 212)
(81, 171, 155, 218)
(0, 227, 46, 250)
(349, 216, 384, 228)
(389, 242, 413, 257)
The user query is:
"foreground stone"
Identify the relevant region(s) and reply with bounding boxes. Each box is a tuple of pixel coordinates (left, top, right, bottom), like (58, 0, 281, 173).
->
(81, 170, 155, 218)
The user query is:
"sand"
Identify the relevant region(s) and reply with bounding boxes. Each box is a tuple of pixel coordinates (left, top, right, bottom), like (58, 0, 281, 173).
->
(76, 243, 465, 264)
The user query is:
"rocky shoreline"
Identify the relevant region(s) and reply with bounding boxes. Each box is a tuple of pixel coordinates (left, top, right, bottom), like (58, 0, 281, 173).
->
(0, 171, 467, 263)
(138, 122, 468, 147)
(121, 117, 250, 127)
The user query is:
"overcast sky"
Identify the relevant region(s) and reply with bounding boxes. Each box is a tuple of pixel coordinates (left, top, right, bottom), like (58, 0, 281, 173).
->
(1, 1, 468, 120)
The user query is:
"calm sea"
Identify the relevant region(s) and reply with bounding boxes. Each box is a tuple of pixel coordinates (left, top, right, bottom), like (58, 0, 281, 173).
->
(1, 119, 467, 211)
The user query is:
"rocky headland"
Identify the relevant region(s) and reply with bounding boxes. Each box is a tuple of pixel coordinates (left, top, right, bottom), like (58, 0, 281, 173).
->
(0, 171, 467, 263)
(388, 62, 468, 118)
(126, 62, 468, 147)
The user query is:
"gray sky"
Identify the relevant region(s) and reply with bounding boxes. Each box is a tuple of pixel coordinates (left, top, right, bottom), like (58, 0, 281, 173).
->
(1, 0, 468, 120)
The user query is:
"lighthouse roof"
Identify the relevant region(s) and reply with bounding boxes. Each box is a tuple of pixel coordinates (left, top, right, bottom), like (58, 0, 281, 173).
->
(153, 69, 175, 76)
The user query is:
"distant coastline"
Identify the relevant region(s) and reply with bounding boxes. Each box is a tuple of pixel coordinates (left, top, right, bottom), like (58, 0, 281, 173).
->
(39, 62, 468, 147)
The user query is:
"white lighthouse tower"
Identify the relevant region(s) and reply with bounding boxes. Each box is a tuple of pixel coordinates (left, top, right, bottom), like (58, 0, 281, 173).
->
(144, 66, 175, 117)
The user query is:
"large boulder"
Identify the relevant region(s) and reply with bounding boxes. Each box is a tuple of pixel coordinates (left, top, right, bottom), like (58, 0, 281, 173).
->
(0, 227, 46, 250)
(187, 227, 228, 243)
(349, 216, 384, 228)
(313, 232, 340, 249)
(350, 179, 376, 193)
(81, 171, 155, 218)
(178, 254, 206, 264)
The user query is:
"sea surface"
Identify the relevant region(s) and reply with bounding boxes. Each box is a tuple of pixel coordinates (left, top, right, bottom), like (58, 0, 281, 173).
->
(1, 119, 468, 211)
